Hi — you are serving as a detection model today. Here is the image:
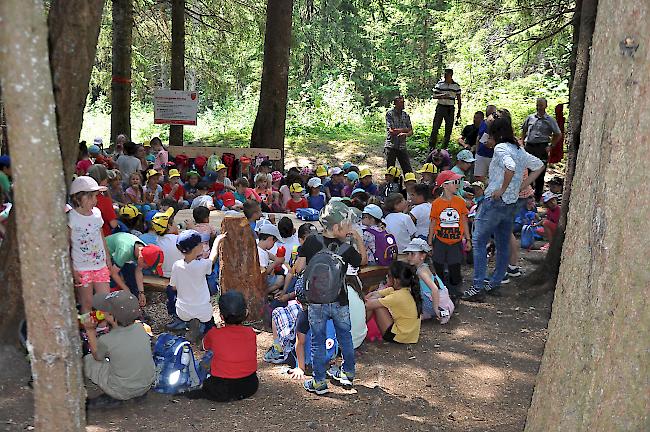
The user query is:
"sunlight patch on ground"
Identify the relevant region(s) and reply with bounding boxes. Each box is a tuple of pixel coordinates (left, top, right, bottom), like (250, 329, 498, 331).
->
(456, 364, 507, 400)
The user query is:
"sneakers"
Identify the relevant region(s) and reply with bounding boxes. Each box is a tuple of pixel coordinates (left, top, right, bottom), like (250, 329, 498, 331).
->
(461, 286, 485, 302)
(507, 265, 522, 277)
(165, 317, 186, 330)
(484, 281, 502, 297)
(326, 366, 354, 388)
(263, 345, 285, 364)
(303, 379, 329, 395)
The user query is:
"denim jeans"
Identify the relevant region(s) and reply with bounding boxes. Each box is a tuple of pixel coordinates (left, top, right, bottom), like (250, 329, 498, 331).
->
(308, 302, 355, 383)
(472, 197, 517, 289)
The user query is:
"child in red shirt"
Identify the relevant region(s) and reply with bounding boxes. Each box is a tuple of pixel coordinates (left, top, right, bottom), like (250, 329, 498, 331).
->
(188, 291, 258, 402)
(163, 169, 188, 208)
(536, 191, 561, 251)
(285, 183, 308, 213)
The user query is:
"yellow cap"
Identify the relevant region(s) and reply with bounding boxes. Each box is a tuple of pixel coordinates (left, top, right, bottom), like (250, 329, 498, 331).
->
(404, 172, 417, 182)
(168, 169, 180, 178)
(146, 169, 160, 180)
(215, 163, 226, 171)
(385, 166, 401, 177)
(315, 166, 327, 177)
(143, 140, 151, 147)
(359, 168, 372, 178)
(417, 163, 437, 174)
(119, 204, 141, 220)
(289, 183, 304, 194)
(151, 207, 174, 235)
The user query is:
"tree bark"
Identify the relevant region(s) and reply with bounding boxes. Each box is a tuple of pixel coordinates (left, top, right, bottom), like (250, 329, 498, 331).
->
(48, 0, 105, 186)
(0, 215, 23, 344)
(521, 0, 598, 295)
(525, 1, 649, 430)
(0, 0, 86, 429)
(251, 0, 293, 170)
(111, 0, 133, 143)
(170, 0, 185, 146)
(218, 215, 265, 324)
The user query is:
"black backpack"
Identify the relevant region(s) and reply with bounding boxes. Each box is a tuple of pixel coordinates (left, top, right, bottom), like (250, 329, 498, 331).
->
(300, 235, 350, 304)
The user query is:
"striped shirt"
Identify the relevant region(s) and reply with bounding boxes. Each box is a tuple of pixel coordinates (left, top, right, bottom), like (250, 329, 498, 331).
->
(385, 108, 413, 149)
(484, 142, 544, 205)
(434, 80, 461, 106)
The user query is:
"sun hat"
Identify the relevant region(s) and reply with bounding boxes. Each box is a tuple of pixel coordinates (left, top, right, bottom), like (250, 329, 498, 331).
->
(542, 191, 558, 203)
(403, 238, 432, 253)
(359, 168, 372, 178)
(271, 171, 283, 182)
(300, 167, 312, 177)
(289, 183, 304, 194)
(456, 149, 476, 163)
(146, 154, 155, 163)
(140, 244, 164, 276)
(215, 163, 227, 172)
(151, 207, 175, 235)
(93, 137, 103, 147)
(346, 172, 359, 182)
(176, 229, 202, 254)
(70, 176, 107, 195)
(404, 172, 417, 182)
(471, 180, 485, 190)
(385, 166, 401, 177)
(92, 291, 140, 324)
(144, 209, 158, 223)
(119, 204, 141, 220)
(435, 170, 463, 187)
(320, 201, 355, 229)
(143, 139, 151, 147)
(417, 163, 437, 174)
(168, 169, 181, 179)
(307, 177, 322, 188)
(362, 204, 384, 221)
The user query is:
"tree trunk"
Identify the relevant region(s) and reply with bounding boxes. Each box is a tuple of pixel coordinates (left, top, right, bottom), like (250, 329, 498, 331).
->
(218, 215, 265, 324)
(525, 1, 649, 430)
(0, 215, 23, 344)
(521, 0, 598, 295)
(48, 0, 105, 186)
(0, 0, 86, 429)
(169, 0, 185, 146)
(111, 0, 132, 143)
(251, 0, 293, 170)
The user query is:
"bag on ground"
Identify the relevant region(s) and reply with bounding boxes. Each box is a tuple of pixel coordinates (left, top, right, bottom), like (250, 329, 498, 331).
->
(152, 333, 209, 394)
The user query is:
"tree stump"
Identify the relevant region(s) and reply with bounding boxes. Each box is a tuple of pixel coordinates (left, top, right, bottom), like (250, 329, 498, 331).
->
(218, 215, 265, 323)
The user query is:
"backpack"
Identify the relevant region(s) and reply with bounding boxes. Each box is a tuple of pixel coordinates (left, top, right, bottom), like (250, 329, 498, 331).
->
(301, 235, 350, 304)
(152, 333, 210, 394)
(221, 152, 236, 180)
(521, 225, 535, 250)
(296, 208, 319, 221)
(363, 226, 398, 266)
(206, 154, 220, 173)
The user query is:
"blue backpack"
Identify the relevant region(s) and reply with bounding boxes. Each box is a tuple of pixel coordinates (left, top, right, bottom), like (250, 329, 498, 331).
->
(521, 225, 535, 250)
(152, 333, 211, 394)
(302, 319, 338, 365)
(296, 208, 320, 221)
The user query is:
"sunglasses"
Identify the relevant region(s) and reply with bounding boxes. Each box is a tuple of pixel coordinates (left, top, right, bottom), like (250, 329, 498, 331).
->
(444, 179, 461, 185)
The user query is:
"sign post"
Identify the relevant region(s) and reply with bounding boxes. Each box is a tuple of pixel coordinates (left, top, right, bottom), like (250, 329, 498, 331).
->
(153, 89, 198, 125)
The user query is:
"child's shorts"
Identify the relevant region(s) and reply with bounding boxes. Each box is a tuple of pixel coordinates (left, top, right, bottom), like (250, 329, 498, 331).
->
(77, 267, 111, 286)
(432, 239, 463, 266)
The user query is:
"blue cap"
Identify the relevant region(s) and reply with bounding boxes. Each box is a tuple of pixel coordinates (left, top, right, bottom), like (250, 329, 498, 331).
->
(362, 204, 383, 221)
(146, 154, 155, 162)
(346, 171, 359, 182)
(0, 155, 10, 167)
(351, 188, 366, 196)
(342, 162, 353, 170)
(88, 145, 101, 155)
(144, 209, 158, 223)
(176, 229, 202, 254)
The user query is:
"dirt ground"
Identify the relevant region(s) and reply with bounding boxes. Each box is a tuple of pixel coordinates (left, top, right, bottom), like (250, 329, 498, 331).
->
(1, 247, 554, 432)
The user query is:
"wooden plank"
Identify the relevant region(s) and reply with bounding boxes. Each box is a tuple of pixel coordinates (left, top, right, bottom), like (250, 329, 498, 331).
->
(167, 145, 281, 160)
(143, 275, 169, 292)
(174, 209, 321, 233)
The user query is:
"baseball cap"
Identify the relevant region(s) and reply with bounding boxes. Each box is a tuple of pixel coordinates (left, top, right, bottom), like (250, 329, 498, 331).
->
(92, 291, 140, 324)
(307, 177, 322, 188)
(346, 172, 359, 182)
(151, 207, 174, 235)
(88, 145, 101, 155)
(403, 238, 432, 253)
(471, 181, 485, 190)
(341, 162, 353, 171)
(330, 167, 343, 176)
(0, 155, 10, 167)
(194, 155, 207, 169)
(289, 183, 304, 194)
(144, 209, 158, 223)
(146, 168, 160, 180)
(140, 244, 164, 276)
(300, 167, 312, 177)
(218, 291, 247, 322)
(216, 163, 227, 172)
(143, 139, 151, 147)
(220, 191, 236, 207)
(404, 172, 416, 182)
(176, 229, 202, 253)
(359, 168, 372, 178)
(257, 222, 281, 240)
(362, 204, 383, 221)
(315, 166, 328, 177)
(457, 149, 476, 163)
(386, 166, 401, 177)
(146, 154, 155, 163)
(186, 170, 200, 178)
(260, 160, 273, 168)
(435, 170, 463, 187)
(271, 171, 283, 182)
(320, 200, 355, 229)
(93, 137, 103, 147)
(119, 204, 141, 220)
(417, 163, 437, 174)
(168, 169, 181, 178)
(70, 176, 108, 195)
(351, 188, 366, 197)
(175, 154, 189, 166)
(542, 191, 557, 203)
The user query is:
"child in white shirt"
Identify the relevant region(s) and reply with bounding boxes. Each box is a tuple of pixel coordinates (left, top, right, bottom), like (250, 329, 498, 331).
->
(409, 183, 432, 240)
(383, 193, 416, 253)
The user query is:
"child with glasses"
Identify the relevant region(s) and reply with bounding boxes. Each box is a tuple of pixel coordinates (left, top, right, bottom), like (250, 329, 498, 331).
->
(427, 170, 471, 301)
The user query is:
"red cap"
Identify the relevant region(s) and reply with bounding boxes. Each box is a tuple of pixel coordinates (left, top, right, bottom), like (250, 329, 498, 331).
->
(140, 244, 164, 276)
(220, 192, 236, 207)
(435, 170, 463, 187)
(213, 182, 225, 193)
(175, 154, 188, 166)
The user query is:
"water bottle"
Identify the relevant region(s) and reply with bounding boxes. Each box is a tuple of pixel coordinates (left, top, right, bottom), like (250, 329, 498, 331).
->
(78, 310, 106, 324)
(180, 345, 191, 366)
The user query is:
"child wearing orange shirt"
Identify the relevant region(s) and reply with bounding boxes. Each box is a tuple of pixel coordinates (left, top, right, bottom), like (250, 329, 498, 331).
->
(427, 170, 471, 300)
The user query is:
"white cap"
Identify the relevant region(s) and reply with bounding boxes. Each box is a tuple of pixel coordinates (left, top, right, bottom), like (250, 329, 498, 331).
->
(403, 238, 432, 253)
(257, 222, 281, 239)
(70, 176, 107, 195)
(330, 167, 343, 175)
(307, 177, 322, 188)
(93, 137, 103, 146)
(542, 191, 557, 203)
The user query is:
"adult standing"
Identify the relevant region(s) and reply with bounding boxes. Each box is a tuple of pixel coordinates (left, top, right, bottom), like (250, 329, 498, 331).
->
(384, 96, 413, 173)
(521, 98, 562, 201)
(117, 141, 142, 186)
(474, 104, 497, 182)
(462, 117, 545, 301)
(428, 68, 462, 150)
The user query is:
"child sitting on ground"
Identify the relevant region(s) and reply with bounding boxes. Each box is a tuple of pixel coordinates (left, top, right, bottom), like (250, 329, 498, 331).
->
(143, 169, 162, 210)
(324, 167, 345, 198)
(125, 172, 150, 213)
(361, 204, 388, 265)
(187, 291, 258, 402)
(271, 171, 283, 192)
(212, 163, 235, 193)
(107, 170, 127, 207)
(537, 191, 561, 251)
(68, 176, 112, 313)
(163, 169, 188, 209)
(378, 166, 402, 201)
(243, 200, 263, 233)
(548, 177, 564, 206)
(150, 208, 184, 280)
(256, 223, 286, 298)
(254, 173, 273, 206)
(169, 229, 225, 343)
(357, 168, 378, 196)
(285, 183, 308, 213)
(343, 172, 359, 197)
(403, 172, 417, 204)
(118, 204, 145, 236)
(409, 183, 432, 241)
(383, 192, 416, 253)
(306, 177, 326, 211)
(404, 238, 454, 322)
(82, 291, 155, 409)
(190, 182, 216, 210)
(234, 177, 262, 205)
(365, 261, 422, 344)
(184, 171, 201, 204)
(417, 163, 437, 187)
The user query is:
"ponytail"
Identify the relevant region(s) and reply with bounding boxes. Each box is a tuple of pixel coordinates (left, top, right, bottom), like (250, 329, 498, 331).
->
(388, 261, 423, 316)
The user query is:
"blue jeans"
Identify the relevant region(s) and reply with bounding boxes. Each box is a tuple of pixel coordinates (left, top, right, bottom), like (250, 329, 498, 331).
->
(308, 303, 355, 383)
(472, 198, 517, 289)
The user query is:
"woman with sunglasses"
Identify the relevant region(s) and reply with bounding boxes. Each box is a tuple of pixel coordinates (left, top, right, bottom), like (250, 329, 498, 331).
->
(427, 170, 472, 301)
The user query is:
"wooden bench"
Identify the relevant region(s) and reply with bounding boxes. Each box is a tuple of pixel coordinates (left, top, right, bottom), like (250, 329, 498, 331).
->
(143, 275, 170, 292)
(167, 145, 281, 161)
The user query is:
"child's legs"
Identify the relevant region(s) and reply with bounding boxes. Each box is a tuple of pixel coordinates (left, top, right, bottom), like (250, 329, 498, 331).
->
(331, 303, 355, 377)
(373, 306, 394, 334)
(76, 283, 93, 314)
(447, 263, 462, 287)
(509, 233, 520, 266)
(201, 374, 259, 402)
(307, 304, 329, 383)
(543, 220, 557, 241)
(166, 285, 177, 317)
